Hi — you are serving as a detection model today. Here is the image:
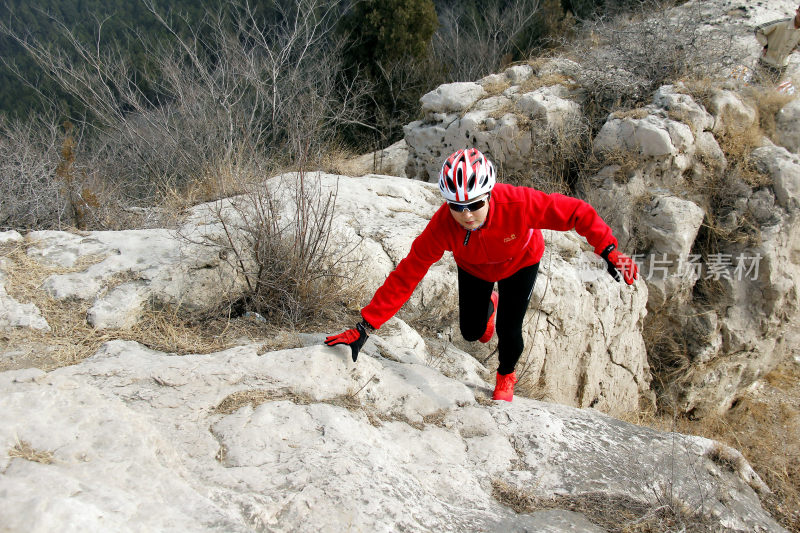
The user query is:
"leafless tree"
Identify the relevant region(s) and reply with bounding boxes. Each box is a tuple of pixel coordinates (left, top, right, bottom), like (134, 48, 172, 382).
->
(0, 115, 67, 230)
(433, 0, 543, 82)
(0, 0, 371, 205)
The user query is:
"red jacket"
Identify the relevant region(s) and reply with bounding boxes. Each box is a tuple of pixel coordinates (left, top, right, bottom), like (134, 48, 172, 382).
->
(361, 183, 617, 329)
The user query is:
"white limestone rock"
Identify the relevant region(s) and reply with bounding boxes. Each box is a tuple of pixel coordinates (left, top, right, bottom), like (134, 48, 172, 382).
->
(653, 84, 715, 133)
(695, 130, 728, 170)
(0, 230, 23, 244)
(515, 85, 581, 127)
(0, 273, 49, 332)
(670, 146, 800, 415)
(775, 97, 800, 153)
(638, 195, 706, 307)
(752, 145, 800, 211)
(27, 228, 240, 317)
(594, 114, 693, 158)
(0, 338, 782, 532)
(406, 84, 582, 182)
(521, 231, 649, 413)
(344, 139, 408, 178)
(420, 82, 487, 114)
(708, 90, 757, 135)
(86, 281, 148, 330)
(503, 64, 534, 85)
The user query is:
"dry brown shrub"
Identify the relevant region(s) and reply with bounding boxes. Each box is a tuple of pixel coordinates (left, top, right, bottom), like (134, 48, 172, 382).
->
(515, 378, 550, 402)
(640, 308, 696, 398)
(568, 1, 743, 129)
(675, 79, 716, 109)
(500, 113, 591, 196)
(715, 124, 763, 169)
(682, 81, 789, 168)
(161, 160, 256, 219)
(209, 170, 364, 329)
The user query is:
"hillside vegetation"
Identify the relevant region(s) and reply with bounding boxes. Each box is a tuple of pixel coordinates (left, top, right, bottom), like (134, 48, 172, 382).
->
(0, 0, 658, 232)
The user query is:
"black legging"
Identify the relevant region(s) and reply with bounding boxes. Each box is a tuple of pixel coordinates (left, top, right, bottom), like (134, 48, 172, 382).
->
(458, 262, 540, 375)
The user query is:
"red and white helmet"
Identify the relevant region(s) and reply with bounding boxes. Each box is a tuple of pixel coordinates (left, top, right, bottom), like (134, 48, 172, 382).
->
(438, 148, 496, 203)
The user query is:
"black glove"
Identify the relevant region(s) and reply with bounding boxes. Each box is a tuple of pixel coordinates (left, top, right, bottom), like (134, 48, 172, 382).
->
(600, 244, 639, 285)
(324, 321, 369, 362)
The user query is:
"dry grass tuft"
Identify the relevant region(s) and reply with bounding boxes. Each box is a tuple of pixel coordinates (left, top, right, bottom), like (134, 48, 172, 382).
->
(475, 395, 495, 407)
(312, 141, 384, 177)
(705, 442, 745, 474)
(160, 160, 264, 220)
(130, 306, 246, 355)
(214, 386, 373, 417)
(214, 389, 313, 414)
(8, 439, 54, 465)
(481, 78, 513, 97)
(491, 479, 712, 532)
(515, 366, 550, 402)
(583, 146, 644, 186)
(610, 108, 650, 121)
(745, 85, 796, 142)
(1, 245, 115, 370)
(640, 311, 694, 391)
(517, 72, 577, 95)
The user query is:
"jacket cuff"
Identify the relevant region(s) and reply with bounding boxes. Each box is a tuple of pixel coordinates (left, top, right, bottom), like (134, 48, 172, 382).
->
(594, 237, 618, 257)
(359, 315, 377, 332)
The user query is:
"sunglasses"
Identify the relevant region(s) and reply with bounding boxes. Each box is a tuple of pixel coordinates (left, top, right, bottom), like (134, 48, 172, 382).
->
(448, 197, 488, 213)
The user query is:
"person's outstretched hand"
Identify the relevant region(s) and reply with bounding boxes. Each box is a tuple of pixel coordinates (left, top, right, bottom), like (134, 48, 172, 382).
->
(600, 244, 639, 285)
(324, 322, 369, 362)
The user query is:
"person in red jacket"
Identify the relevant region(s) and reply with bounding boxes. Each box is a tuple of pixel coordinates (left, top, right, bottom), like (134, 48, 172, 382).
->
(325, 148, 638, 402)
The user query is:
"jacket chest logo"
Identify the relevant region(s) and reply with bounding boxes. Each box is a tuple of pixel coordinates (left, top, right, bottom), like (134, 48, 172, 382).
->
(503, 233, 517, 243)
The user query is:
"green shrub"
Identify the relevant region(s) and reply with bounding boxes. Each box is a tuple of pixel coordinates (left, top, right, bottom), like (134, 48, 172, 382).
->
(340, 0, 438, 68)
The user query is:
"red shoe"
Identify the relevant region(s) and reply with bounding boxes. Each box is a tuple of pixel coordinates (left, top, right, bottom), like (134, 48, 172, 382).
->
(492, 371, 517, 402)
(479, 291, 499, 343)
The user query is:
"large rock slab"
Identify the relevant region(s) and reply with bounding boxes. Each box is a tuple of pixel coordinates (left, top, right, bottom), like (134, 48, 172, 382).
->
(0, 335, 782, 532)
